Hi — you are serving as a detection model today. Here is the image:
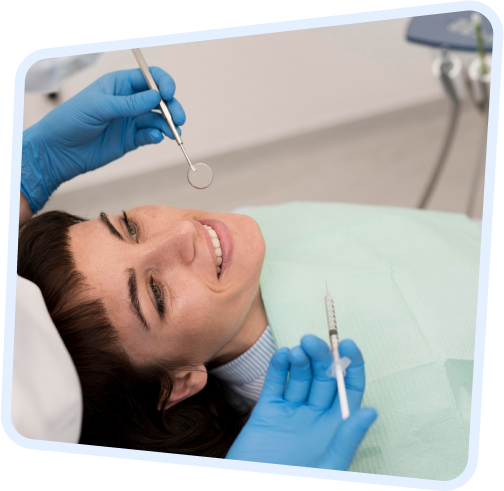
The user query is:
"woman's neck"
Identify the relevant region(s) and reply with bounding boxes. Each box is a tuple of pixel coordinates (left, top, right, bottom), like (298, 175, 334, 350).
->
(210, 288, 268, 367)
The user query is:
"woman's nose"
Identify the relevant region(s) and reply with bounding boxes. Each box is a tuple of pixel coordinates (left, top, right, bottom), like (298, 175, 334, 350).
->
(141, 221, 197, 265)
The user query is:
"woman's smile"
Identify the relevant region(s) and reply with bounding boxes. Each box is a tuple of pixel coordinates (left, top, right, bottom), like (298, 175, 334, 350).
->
(197, 221, 219, 277)
(198, 219, 233, 279)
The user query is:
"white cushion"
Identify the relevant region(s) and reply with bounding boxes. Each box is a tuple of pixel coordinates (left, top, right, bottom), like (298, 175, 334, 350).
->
(12, 276, 82, 443)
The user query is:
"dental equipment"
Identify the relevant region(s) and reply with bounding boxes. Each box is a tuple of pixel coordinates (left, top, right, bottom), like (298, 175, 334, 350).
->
(473, 13, 489, 76)
(407, 12, 492, 214)
(132, 48, 213, 189)
(325, 283, 350, 420)
(418, 47, 462, 209)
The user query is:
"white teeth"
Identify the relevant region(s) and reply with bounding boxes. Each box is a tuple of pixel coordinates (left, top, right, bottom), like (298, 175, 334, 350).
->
(203, 224, 223, 277)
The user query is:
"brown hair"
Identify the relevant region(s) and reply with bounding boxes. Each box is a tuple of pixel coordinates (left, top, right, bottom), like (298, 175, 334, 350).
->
(18, 211, 246, 456)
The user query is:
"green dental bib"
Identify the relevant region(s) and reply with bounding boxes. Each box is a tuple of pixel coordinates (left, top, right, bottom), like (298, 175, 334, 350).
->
(242, 202, 479, 481)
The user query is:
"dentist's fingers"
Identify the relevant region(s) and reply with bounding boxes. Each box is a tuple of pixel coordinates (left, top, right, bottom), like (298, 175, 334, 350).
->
(316, 407, 377, 471)
(166, 98, 186, 127)
(135, 109, 182, 140)
(284, 346, 313, 403)
(338, 339, 366, 411)
(129, 66, 177, 102)
(99, 91, 161, 120)
(136, 112, 171, 136)
(259, 348, 290, 401)
(300, 335, 337, 408)
(150, 66, 177, 102)
(339, 340, 364, 391)
(134, 128, 163, 147)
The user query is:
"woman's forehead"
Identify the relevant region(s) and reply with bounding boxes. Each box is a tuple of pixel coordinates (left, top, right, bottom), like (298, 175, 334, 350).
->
(130, 204, 189, 214)
(128, 205, 206, 223)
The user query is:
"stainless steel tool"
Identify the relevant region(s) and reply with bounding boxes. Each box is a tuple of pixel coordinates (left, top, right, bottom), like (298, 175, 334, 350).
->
(132, 48, 213, 189)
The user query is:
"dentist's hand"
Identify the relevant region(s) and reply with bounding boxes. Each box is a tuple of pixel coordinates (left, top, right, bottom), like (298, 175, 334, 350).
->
(21, 68, 186, 212)
(226, 336, 377, 470)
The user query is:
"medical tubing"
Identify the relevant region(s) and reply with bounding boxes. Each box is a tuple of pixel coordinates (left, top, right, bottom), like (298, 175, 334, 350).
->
(418, 99, 460, 209)
(467, 106, 489, 216)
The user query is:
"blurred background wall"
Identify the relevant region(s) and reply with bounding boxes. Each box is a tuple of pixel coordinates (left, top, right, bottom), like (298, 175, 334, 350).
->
(23, 17, 488, 218)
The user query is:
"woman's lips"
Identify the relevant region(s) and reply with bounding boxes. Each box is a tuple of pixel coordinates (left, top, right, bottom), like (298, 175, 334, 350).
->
(198, 219, 233, 279)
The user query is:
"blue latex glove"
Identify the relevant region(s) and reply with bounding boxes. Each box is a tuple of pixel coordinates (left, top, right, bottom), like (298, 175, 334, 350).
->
(226, 336, 377, 470)
(21, 67, 186, 212)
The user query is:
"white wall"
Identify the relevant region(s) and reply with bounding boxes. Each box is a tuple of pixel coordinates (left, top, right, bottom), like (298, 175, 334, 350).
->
(23, 17, 445, 194)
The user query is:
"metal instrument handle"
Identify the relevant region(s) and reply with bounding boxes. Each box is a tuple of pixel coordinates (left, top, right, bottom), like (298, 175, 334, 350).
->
(132, 48, 183, 146)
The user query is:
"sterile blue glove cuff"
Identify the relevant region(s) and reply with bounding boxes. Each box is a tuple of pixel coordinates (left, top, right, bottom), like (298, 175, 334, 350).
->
(21, 126, 57, 213)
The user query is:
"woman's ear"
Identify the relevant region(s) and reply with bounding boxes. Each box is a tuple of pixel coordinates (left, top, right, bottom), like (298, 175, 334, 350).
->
(159, 365, 208, 411)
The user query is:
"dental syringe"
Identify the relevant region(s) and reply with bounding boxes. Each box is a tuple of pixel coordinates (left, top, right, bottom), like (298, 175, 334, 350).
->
(325, 283, 350, 420)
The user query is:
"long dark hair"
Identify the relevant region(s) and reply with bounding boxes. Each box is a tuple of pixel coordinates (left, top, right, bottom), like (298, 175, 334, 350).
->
(18, 211, 246, 457)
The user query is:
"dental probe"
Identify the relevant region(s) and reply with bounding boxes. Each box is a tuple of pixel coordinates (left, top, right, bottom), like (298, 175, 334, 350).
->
(131, 48, 213, 189)
(325, 283, 350, 420)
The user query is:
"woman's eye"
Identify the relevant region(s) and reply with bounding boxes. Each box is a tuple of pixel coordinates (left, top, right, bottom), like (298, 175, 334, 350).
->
(150, 278, 165, 316)
(122, 212, 139, 242)
(151, 282, 161, 300)
(126, 223, 137, 241)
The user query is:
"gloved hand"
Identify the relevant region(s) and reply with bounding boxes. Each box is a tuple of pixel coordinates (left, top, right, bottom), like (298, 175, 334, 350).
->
(226, 336, 377, 470)
(21, 67, 185, 212)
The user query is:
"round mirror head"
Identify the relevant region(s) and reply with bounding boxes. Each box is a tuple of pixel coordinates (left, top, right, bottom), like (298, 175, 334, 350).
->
(187, 162, 213, 189)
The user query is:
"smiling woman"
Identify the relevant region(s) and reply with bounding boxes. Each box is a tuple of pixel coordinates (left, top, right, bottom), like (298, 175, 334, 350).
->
(68, 206, 267, 369)
(17, 206, 268, 455)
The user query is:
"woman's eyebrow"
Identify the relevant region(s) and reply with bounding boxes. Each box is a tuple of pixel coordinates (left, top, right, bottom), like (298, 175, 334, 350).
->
(99, 212, 124, 241)
(126, 268, 150, 332)
(99, 214, 149, 332)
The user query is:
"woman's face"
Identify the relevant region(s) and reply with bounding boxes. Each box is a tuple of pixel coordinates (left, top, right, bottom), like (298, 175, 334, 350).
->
(68, 205, 265, 366)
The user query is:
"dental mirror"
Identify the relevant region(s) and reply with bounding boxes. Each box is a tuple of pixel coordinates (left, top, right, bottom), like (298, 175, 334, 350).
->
(187, 162, 213, 189)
